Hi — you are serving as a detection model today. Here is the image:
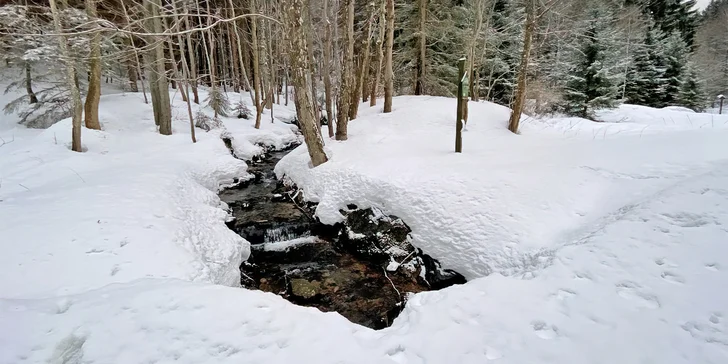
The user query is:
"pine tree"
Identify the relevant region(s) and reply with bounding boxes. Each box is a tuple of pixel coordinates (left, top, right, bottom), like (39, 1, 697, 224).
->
(661, 31, 688, 106)
(561, 7, 618, 118)
(679, 61, 705, 111)
(482, 0, 522, 105)
(624, 26, 667, 107)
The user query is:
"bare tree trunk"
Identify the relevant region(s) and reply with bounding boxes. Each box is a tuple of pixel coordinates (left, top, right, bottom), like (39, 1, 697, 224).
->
(227, 0, 255, 106)
(171, 0, 196, 143)
(337, 0, 355, 140)
(370, 1, 385, 107)
(83, 0, 102, 130)
(351, 6, 375, 118)
(507, 0, 536, 134)
(322, 0, 335, 137)
(124, 42, 139, 93)
(145, 0, 172, 135)
(282, 0, 328, 166)
(181, 10, 199, 104)
(414, 0, 426, 95)
(25, 62, 38, 104)
(49, 0, 82, 151)
(120, 0, 147, 103)
(467, 0, 484, 101)
(383, 0, 394, 113)
(251, 0, 263, 129)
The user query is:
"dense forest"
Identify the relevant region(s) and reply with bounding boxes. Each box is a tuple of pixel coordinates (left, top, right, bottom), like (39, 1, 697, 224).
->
(0, 0, 726, 162)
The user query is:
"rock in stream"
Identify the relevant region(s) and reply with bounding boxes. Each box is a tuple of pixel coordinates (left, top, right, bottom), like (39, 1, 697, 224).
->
(221, 145, 466, 329)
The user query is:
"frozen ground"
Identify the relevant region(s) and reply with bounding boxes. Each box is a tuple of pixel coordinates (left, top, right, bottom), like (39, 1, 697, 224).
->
(2, 94, 728, 363)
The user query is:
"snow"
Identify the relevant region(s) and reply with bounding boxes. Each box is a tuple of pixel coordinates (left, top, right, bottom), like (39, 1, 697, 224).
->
(261, 236, 320, 251)
(0, 89, 298, 298)
(2, 93, 728, 364)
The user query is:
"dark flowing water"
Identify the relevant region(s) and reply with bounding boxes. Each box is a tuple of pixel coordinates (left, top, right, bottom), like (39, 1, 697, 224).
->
(220, 144, 466, 329)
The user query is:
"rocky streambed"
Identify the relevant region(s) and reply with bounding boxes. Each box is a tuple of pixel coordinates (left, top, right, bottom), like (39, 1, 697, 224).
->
(220, 144, 466, 329)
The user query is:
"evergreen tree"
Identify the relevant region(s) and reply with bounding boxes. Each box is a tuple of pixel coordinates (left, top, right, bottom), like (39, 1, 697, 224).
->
(481, 0, 522, 105)
(661, 31, 688, 106)
(624, 25, 667, 107)
(679, 61, 706, 111)
(561, 7, 618, 118)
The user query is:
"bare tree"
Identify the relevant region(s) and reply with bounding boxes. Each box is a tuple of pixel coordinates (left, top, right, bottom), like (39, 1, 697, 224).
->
(383, 0, 394, 113)
(281, 0, 328, 166)
(144, 0, 172, 134)
(83, 0, 101, 130)
(336, 0, 354, 140)
(414, 0, 426, 95)
(507, 0, 537, 134)
(48, 0, 83, 151)
(369, 0, 385, 107)
(322, 0, 335, 137)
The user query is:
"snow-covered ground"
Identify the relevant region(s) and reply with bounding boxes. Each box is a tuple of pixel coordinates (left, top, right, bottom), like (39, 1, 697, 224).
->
(2, 94, 728, 363)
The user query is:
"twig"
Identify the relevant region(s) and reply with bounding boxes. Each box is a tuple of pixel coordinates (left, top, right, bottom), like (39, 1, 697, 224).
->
(18, 183, 30, 191)
(383, 267, 401, 300)
(67, 167, 86, 183)
(0, 135, 15, 148)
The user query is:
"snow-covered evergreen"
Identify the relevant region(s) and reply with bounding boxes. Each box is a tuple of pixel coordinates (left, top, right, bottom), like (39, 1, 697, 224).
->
(561, 7, 618, 119)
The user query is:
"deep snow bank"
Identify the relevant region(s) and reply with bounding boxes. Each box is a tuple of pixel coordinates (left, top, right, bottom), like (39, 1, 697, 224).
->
(277, 96, 728, 279)
(0, 90, 298, 298)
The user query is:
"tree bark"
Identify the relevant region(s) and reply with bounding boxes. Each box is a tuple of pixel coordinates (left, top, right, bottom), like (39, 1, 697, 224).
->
(171, 0, 196, 143)
(281, 0, 328, 166)
(251, 0, 263, 129)
(383, 0, 394, 113)
(49, 0, 83, 151)
(322, 0, 335, 137)
(370, 1, 385, 107)
(352, 6, 375, 118)
(145, 0, 172, 135)
(337, 0, 355, 140)
(414, 0, 426, 95)
(25, 62, 38, 104)
(507, 0, 536, 134)
(83, 0, 101, 130)
(182, 10, 199, 104)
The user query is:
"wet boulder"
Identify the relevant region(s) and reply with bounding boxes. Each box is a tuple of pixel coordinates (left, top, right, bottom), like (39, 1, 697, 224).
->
(338, 207, 415, 264)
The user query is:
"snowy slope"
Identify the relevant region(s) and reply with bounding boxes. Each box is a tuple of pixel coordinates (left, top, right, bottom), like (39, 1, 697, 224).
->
(1, 95, 727, 364)
(0, 90, 298, 298)
(277, 96, 728, 278)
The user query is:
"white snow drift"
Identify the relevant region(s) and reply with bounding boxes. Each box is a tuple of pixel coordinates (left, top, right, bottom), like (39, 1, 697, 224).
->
(1, 94, 727, 364)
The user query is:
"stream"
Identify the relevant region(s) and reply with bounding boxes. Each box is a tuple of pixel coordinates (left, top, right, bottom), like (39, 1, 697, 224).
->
(220, 143, 466, 330)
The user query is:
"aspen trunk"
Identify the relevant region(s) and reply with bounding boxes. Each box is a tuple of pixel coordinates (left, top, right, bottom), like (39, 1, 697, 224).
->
(383, 0, 394, 113)
(281, 0, 328, 166)
(507, 0, 536, 134)
(49, 0, 83, 151)
(83, 0, 101, 130)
